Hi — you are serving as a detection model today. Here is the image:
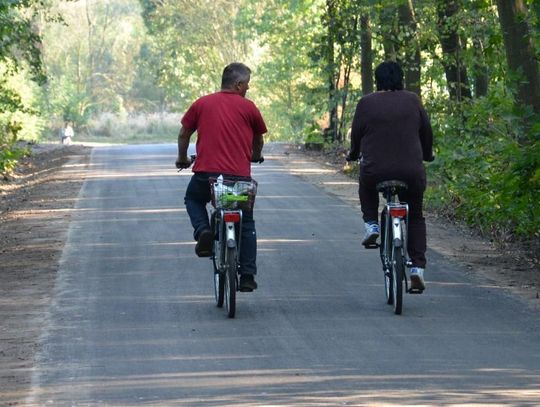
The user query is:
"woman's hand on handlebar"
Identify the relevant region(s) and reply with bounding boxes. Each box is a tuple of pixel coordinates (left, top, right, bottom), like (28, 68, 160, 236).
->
(345, 152, 359, 162)
(251, 156, 264, 164)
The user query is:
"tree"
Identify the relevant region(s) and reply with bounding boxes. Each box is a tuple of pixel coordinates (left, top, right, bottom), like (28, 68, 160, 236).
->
(319, 0, 363, 142)
(139, 0, 250, 110)
(468, 1, 491, 97)
(397, 0, 421, 96)
(436, 0, 472, 101)
(496, 0, 540, 117)
(40, 0, 147, 122)
(0, 0, 46, 155)
(322, 0, 339, 142)
(372, 0, 421, 96)
(360, 12, 373, 96)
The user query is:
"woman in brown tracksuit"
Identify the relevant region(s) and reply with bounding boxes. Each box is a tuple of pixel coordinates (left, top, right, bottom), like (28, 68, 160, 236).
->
(347, 61, 434, 290)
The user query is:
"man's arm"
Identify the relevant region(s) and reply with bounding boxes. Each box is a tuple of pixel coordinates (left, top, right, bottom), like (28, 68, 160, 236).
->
(252, 133, 264, 161)
(175, 126, 195, 168)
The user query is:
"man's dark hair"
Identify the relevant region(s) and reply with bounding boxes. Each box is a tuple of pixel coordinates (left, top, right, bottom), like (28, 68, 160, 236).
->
(375, 61, 404, 91)
(221, 62, 251, 89)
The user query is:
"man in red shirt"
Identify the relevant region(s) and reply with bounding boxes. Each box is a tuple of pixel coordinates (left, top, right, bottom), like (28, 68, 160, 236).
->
(176, 62, 267, 291)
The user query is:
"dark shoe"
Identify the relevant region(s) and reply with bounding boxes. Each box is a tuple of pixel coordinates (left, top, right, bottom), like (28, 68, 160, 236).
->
(195, 229, 213, 257)
(239, 274, 258, 292)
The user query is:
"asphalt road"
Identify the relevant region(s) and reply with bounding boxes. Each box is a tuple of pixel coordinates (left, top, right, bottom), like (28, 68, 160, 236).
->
(26, 144, 540, 406)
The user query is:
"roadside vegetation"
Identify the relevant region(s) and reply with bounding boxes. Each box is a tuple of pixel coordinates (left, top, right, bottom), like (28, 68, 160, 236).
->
(1, 0, 538, 251)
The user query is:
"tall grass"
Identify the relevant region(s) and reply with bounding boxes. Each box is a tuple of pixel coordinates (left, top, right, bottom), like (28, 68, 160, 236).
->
(84, 112, 181, 143)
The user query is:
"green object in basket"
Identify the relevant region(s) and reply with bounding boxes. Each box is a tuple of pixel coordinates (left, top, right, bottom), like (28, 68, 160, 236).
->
(222, 193, 248, 202)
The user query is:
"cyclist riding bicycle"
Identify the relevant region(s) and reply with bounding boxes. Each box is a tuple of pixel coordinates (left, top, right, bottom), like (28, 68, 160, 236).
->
(346, 61, 434, 291)
(175, 62, 267, 292)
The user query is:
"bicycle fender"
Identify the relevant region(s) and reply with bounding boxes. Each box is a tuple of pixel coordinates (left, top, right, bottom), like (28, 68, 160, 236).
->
(392, 217, 402, 242)
(225, 222, 236, 248)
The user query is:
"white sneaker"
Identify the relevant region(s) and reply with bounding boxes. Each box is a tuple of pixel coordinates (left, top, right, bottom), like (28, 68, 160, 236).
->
(410, 267, 426, 291)
(362, 222, 379, 246)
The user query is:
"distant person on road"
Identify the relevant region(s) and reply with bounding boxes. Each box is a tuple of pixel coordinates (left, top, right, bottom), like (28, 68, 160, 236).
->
(175, 62, 267, 292)
(346, 61, 434, 291)
(61, 121, 74, 145)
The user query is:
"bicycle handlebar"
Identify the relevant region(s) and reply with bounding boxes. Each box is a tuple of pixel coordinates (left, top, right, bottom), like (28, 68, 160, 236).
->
(345, 153, 435, 163)
(177, 155, 264, 171)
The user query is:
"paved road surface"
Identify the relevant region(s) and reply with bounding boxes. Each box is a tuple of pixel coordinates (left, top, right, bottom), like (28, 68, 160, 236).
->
(26, 144, 540, 405)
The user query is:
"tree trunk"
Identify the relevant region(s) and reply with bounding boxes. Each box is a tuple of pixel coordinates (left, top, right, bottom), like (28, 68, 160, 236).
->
(398, 0, 421, 97)
(472, 37, 489, 97)
(360, 13, 373, 95)
(380, 6, 398, 61)
(325, 0, 338, 143)
(496, 0, 540, 115)
(437, 0, 472, 101)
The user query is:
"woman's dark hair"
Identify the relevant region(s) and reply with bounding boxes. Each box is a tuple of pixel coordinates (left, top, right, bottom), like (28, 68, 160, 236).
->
(375, 61, 404, 91)
(221, 62, 251, 89)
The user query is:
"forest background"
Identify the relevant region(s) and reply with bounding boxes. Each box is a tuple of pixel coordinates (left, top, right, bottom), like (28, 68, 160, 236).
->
(1, 0, 539, 253)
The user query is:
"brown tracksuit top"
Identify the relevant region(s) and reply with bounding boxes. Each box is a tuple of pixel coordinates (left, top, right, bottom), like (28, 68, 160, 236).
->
(349, 90, 433, 183)
(350, 89, 434, 268)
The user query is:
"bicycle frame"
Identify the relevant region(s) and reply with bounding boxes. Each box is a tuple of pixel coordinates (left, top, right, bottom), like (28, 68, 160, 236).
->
(213, 208, 243, 272)
(209, 176, 257, 318)
(381, 200, 410, 272)
(377, 180, 412, 315)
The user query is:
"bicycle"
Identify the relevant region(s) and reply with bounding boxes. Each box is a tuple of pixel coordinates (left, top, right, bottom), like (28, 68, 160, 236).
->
(177, 155, 262, 318)
(364, 180, 423, 315)
(209, 173, 260, 318)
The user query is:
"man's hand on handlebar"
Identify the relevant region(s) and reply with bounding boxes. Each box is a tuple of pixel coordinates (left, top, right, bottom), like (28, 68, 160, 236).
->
(251, 156, 264, 164)
(175, 156, 193, 170)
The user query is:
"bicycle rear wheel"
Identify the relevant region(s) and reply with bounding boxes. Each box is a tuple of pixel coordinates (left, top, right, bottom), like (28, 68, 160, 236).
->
(224, 247, 237, 318)
(392, 245, 404, 315)
(380, 208, 393, 305)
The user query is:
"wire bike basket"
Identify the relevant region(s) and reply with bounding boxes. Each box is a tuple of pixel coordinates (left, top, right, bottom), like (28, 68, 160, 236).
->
(210, 176, 258, 211)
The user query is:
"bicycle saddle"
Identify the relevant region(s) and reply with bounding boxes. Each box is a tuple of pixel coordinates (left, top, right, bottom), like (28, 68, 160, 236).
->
(376, 180, 408, 192)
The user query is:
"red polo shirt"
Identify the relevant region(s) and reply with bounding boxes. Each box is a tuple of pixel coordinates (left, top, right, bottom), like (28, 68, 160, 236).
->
(181, 91, 267, 177)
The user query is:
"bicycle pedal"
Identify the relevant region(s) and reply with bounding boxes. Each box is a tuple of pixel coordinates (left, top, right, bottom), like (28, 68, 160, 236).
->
(363, 243, 379, 249)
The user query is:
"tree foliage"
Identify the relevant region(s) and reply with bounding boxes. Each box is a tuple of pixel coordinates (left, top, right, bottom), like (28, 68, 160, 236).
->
(0, 0, 46, 176)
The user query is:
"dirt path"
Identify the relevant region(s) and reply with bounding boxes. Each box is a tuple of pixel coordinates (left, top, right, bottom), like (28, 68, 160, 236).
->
(0, 144, 91, 405)
(0, 142, 538, 405)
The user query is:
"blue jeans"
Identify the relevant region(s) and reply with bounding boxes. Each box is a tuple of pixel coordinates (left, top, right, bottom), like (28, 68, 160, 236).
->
(184, 172, 257, 275)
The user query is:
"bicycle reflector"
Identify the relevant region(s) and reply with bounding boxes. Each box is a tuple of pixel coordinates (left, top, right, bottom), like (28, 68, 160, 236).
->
(223, 212, 241, 223)
(389, 207, 407, 218)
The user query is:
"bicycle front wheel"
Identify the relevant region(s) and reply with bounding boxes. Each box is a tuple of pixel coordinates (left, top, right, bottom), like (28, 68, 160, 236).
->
(392, 245, 405, 315)
(211, 214, 224, 307)
(214, 271, 224, 308)
(224, 247, 237, 318)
